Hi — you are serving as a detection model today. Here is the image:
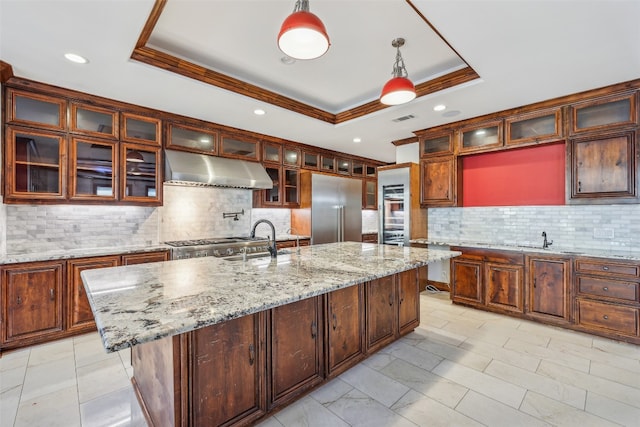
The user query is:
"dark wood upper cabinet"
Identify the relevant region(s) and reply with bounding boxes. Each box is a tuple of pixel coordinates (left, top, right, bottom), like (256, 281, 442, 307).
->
(320, 155, 336, 173)
(420, 155, 458, 207)
(302, 151, 319, 170)
(262, 141, 282, 164)
(69, 137, 118, 202)
(283, 146, 301, 167)
(336, 158, 351, 175)
(70, 103, 119, 139)
(506, 108, 563, 146)
(121, 113, 161, 146)
(569, 92, 638, 135)
(419, 131, 454, 157)
(120, 143, 162, 205)
(352, 161, 364, 177)
(363, 179, 377, 210)
(458, 120, 504, 154)
(6, 89, 66, 131)
(568, 130, 637, 203)
(165, 122, 217, 155)
(220, 134, 259, 161)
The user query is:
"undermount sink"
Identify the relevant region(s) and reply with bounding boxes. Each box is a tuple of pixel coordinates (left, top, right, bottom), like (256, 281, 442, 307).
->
(222, 249, 290, 262)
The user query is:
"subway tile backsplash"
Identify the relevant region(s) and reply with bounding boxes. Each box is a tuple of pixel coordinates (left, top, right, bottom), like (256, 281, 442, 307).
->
(428, 205, 640, 252)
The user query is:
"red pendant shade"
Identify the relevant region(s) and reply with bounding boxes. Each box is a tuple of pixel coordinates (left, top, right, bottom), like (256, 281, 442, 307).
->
(278, 9, 330, 60)
(380, 76, 416, 106)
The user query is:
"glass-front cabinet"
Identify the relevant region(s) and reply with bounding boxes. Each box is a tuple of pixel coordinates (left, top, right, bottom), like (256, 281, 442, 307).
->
(69, 137, 117, 201)
(121, 113, 161, 146)
(303, 151, 319, 170)
(6, 89, 66, 131)
(5, 127, 66, 200)
(569, 92, 638, 135)
(337, 158, 351, 175)
(70, 103, 118, 139)
(283, 146, 301, 167)
(254, 166, 299, 207)
(420, 132, 453, 157)
(220, 134, 259, 161)
(458, 120, 503, 154)
(120, 143, 161, 204)
(321, 155, 336, 172)
(506, 108, 562, 146)
(363, 180, 377, 209)
(263, 142, 281, 164)
(166, 122, 217, 155)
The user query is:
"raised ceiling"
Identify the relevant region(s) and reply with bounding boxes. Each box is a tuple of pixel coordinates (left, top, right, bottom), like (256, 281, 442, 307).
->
(1, 0, 639, 163)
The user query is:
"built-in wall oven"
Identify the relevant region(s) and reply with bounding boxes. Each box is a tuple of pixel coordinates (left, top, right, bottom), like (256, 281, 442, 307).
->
(378, 167, 411, 246)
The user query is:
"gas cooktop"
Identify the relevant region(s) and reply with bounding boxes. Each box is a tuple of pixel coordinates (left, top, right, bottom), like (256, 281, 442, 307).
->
(165, 237, 270, 260)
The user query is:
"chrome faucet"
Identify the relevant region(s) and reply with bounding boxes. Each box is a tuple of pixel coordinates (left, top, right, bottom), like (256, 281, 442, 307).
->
(542, 231, 553, 249)
(287, 227, 301, 254)
(250, 219, 277, 258)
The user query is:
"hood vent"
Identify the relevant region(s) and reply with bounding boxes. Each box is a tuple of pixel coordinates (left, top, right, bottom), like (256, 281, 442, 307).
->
(164, 150, 273, 190)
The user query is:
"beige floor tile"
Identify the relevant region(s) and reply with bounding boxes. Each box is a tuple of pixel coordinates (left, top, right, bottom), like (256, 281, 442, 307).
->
(0, 347, 30, 372)
(518, 321, 594, 348)
(456, 390, 550, 426)
(77, 357, 131, 403)
(446, 321, 510, 347)
(428, 308, 487, 328)
(485, 359, 586, 409)
(590, 360, 640, 389)
(1, 382, 22, 427)
(585, 391, 640, 427)
(0, 364, 26, 393)
(20, 355, 77, 402)
(415, 324, 468, 346)
(432, 359, 526, 408)
(27, 338, 75, 367)
(380, 358, 468, 408)
(255, 416, 285, 427)
(548, 339, 640, 373)
(73, 332, 101, 344)
(591, 337, 640, 360)
(537, 360, 640, 409)
(310, 377, 353, 406)
(461, 337, 541, 372)
(418, 313, 450, 329)
(504, 337, 591, 373)
(378, 340, 443, 372)
(520, 391, 620, 427)
(74, 336, 120, 368)
(391, 389, 483, 427)
(272, 396, 350, 427)
(338, 363, 409, 408)
(14, 385, 81, 427)
(326, 389, 417, 427)
(478, 321, 551, 347)
(415, 338, 492, 371)
(80, 386, 145, 427)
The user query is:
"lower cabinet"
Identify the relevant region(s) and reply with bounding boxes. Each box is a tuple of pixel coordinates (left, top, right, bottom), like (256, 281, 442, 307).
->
(267, 296, 324, 410)
(1, 261, 64, 346)
(0, 250, 170, 352)
(398, 268, 420, 335)
(326, 284, 365, 377)
(191, 313, 266, 426)
(366, 275, 397, 353)
(527, 255, 571, 324)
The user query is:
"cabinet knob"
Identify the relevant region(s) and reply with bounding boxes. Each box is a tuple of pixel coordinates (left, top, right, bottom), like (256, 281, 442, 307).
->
(389, 294, 394, 306)
(602, 266, 609, 271)
(603, 315, 609, 320)
(602, 287, 608, 291)
(50, 289, 55, 300)
(332, 313, 337, 331)
(311, 321, 317, 339)
(248, 343, 255, 366)
(17, 295, 22, 305)
(578, 181, 582, 192)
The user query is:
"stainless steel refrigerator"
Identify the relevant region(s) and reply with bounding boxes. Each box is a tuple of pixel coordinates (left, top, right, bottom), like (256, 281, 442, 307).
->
(292, 173, 362, 244)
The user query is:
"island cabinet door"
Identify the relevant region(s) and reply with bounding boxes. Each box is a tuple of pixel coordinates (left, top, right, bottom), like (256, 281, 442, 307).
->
(451, 258, 483, 306)
(365, 275, 397, 354)
(190, 313, 266, 427)
(526, 256, 571, 324)
(398, 269, 420, 336)
(267, 296, 324, 410)
(325, 284, 365, 377)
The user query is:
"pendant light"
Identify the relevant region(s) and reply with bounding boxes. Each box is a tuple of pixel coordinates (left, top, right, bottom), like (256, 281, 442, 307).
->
(126, 149, 144, 163)
(380, 38, 416, 106)
(278, 0, 330, 60)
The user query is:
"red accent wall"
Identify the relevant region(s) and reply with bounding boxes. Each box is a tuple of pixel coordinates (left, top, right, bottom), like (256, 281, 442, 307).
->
(462, 143, 565, 207)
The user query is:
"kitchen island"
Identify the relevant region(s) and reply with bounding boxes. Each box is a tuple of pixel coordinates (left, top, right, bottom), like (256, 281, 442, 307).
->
(82, 242, 460, 427)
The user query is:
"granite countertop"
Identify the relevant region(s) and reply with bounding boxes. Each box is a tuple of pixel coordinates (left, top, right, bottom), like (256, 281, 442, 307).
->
(410, 239, 640, 261)
(81, 242, 461, 352)
(275, 234, 311, 241)
(0, 244, 172, 266)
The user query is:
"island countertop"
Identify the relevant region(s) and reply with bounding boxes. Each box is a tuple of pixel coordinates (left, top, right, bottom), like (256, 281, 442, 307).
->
(81, 242, 461, 352)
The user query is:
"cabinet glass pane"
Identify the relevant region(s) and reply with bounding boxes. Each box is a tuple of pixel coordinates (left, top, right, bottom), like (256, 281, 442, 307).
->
(303, 152, 318, 168)
(170, 126, 216, 153)
(283, 148, 299, 166)
(366, 181, 376, 207)
(74, 141, 114, 196)
(510, 114, 556, 140)
(222, 138, 257, 158)
(366, 165, 376, 177)
(15, 95, 61, 126)
(285, 169, 298, 204)
(576, 99, 631, 130)
(352, 162, 364, 176)
(125, 117, 157, 142)
(422, 135, 451, 154)
(321, 156, 335, 171)
(337, 158, 351, 174)
(76, 108, 114, 135)
(264, 145, 280, 163)
(125, 149, 157, 197)
(14, 133, 60, 193)
(462, 126, 500, 149)
(265, 167, 280, 202)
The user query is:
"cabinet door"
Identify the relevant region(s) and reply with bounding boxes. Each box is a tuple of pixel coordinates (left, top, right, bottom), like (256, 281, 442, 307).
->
(363, 179, 377, 209)
(258, 165, 281, 206)
(6, 89, 66, 131)
(165, 122, 217, 155)
(121, 251, 169, 265)
(120, 143, 162, 204)
(268, 297, 323, 409)
(420, 156, 457, 207)
(569, 92, 637, 135)
(485, 262, 524, 313)
(506, 108, 563, 146)
(451, 258, 483, 306)
(458, 121, 503, 154)
(1, 261, 64, 344)
(527, 257, 571, 323)
(69, 137, 118, 201)
(398, 269, 420, 335)
(365, 275, 397, 353)
(283, 168, 299, 206)
(191, 313, 266, 426)
(420, 131, 453, 157)
(220, 134, 259, 161)
(5, 127, 66, 200)
(326, 284, 364, 377)
(67, 256, 119, 333)
(570, 131, 636, 201)
(121, 113, 161, 146)
(70, 103, 118, 139)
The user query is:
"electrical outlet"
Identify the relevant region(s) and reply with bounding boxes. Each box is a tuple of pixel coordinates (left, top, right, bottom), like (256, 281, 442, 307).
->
(593, 228, 614, 239)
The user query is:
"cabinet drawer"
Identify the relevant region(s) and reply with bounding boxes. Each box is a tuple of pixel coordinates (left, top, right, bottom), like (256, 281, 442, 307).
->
(452, 247, 524, 265)
(577, 276, 639, 302)
(575, 259, 639, 278)
(577, 299, 638, 336)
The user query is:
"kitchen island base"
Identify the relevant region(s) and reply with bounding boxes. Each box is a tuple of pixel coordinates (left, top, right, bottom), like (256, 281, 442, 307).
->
(131, 269, 420, 427)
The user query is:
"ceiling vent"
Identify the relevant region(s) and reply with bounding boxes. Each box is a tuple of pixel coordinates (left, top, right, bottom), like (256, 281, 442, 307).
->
(392, 114, 416, 122)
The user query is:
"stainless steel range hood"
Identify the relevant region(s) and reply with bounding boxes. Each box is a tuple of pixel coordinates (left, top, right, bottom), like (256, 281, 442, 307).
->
(164, 150, 273, 189)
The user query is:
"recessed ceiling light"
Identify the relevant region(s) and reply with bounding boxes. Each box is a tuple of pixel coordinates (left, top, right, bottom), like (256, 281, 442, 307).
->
(433, 104, 446, 111)
(353, 137, 362, 143)
(254, 109, 266, 116)
(280, 56, 296, 65)
(64, 53, 88, 64)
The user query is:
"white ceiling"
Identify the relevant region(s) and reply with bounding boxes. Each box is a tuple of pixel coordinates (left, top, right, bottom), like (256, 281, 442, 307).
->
(1, 0, 639, 163)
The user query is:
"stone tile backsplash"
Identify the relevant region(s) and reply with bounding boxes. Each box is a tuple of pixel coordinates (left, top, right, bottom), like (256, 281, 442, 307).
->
(428, 205, 640, 252)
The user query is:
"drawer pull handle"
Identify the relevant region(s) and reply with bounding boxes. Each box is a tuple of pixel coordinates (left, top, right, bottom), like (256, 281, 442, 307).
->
(248, 343, 255, 366)
(602, 266, 609, 271)
(311, 321, 317, 339)
(603, 315, 609, 320)
(50, 289, 55, 300)
(332, 313, 337, 331)
(602, 287, 608, 291)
